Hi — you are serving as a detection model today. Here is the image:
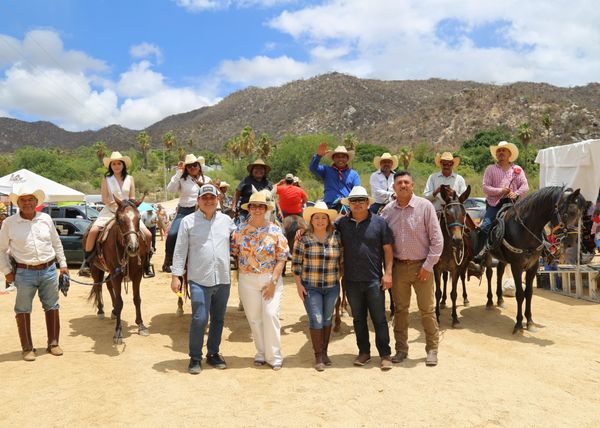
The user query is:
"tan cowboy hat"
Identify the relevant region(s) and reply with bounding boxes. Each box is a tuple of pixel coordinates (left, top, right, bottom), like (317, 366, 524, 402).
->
(303, 201, 337, 224)
(103, 151, 132, 168)
(293, 176, 301, 184)
(218, 181, 230, 189)
(196, 155, 206, 166)
(240, 191, 275, 211)
(9, 184, 46, 206)
(373, 152, 399, 170)
(324, 145, 355, 162)
(183, 154, 201, 165)
(341, 186, 375, 206)
(434, 152, 461, 168)
(490, 141, 519, 162)
(246, 158, 271, 174)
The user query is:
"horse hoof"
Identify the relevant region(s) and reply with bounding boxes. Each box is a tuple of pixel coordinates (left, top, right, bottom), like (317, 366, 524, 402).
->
(176, 308, 184, 317)
(113, 337, 123, 345)
(526, 323, 538, 333)
(333, 324, 340, 333)
(463, 300, 470, 307)
(439, 302, 446, 309)
(111, 312, 117, 320)
(497, 302, 506, 309)
(452, 319, 460, 328)
(485, 303, 494, 310)
(139, 327, 149, 337)
(512, 325, 524, 335)
(97, 313, 105, 320)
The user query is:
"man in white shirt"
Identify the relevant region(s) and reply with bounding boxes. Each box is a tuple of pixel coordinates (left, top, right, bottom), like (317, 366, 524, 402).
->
(423, 152, 468, 211)
(0, 185, 69, 361)
(171, 184, 235, 374)
(369, 153, 398, 214)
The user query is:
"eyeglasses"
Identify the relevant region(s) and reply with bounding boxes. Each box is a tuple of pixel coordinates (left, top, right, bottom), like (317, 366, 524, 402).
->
(248, 204, 267, 210)
(186, 163, 200, 168)
(348, 198, 368, 204)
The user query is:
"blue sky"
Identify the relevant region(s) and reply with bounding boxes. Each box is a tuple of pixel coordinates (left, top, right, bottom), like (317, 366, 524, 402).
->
(1, 0, 599, 131)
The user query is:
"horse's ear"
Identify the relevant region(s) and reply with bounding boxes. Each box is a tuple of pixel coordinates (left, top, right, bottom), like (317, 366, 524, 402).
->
(439, 185, 449, 202)
(133, 193, 146, 207)
(459, 185, 471, 203)
(114, 196, 123, 207)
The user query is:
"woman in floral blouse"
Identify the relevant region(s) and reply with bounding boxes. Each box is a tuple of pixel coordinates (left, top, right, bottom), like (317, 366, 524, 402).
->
(231, 191, 289, 370)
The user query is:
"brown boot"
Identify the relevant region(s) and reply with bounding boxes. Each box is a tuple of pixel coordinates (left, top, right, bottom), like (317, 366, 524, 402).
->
(322, 325, 332, 366)
(15, 313, 36, 361)
(309, 328, 325, 371)
(45, 309, 63, 356)
(162, 254, 172, 273)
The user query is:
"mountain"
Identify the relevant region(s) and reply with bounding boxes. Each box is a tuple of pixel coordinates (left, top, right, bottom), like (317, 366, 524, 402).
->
(1, 73, 599, 153)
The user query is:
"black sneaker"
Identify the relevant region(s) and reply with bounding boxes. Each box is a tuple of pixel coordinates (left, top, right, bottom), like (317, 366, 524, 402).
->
(188, 359, 202, 375)
(206, 353, 227, 369)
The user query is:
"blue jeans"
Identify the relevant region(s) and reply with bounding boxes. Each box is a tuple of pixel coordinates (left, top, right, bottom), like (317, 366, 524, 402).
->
(189, 281, 230, 360)
(479, 203, 502, 236)
(165, 206, 196, 258)
(14, 266, 59, 314)
(345, 279, 391, 356)
(303, 283, 340, 329)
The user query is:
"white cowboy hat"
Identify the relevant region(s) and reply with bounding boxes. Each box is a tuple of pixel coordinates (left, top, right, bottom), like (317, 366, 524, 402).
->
(103, 151, 132, 168)
(324, 145, 355, 162)
(240, 191, 275, 211)
(490, 141, 519, 162)
(218, 181, 230, 189)
(303, 201, 337, 224)
(341, 186, 375, 206)
(9, 184, 46, 206)
(434, 152, 461, 168)
(246, 158, 271, 174)
(293, 176, 301, 184)
(373, 152, 399, 170)
(183, 154, 201, 166)
(196, 155, 206, 166)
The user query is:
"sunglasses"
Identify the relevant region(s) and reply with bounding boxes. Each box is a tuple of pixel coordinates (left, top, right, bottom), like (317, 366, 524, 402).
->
(186, 163, 200, 168)
(248, 204, 267, 210)
(349, 198, 368, 204)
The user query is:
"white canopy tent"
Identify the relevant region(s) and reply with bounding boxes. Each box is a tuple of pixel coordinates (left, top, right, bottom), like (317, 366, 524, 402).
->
(0, 169, 85, 203)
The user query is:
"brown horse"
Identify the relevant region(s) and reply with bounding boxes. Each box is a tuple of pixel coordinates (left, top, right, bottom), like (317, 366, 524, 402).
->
(87, 198, 150, 344)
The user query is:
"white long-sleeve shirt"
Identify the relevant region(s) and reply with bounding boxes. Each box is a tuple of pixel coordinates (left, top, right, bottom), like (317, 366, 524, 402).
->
(0, 212, 67, 274)
(369, 170, 395, 204)
(167, 170, 212, 208)
(423, 172, 468, 211)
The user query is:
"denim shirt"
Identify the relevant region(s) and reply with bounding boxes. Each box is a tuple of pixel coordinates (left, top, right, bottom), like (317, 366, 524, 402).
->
(309, 154, 361, 207)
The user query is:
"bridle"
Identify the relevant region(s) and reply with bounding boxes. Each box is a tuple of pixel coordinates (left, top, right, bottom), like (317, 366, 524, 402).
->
(441, 200, 466, 265)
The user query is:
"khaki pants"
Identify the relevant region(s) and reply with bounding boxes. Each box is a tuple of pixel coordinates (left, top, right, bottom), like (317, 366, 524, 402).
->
(391, 261, 439, 353)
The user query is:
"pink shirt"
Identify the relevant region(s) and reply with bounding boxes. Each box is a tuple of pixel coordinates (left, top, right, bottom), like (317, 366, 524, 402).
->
(380, 194, 443, 272)
(483, 163, 529, 207)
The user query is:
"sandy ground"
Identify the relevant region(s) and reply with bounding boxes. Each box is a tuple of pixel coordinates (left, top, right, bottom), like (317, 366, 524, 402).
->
(1, 243, 599, 428)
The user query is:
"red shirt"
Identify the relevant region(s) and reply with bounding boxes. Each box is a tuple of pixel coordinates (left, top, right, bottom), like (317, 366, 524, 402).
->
(276, 185, 307, 214)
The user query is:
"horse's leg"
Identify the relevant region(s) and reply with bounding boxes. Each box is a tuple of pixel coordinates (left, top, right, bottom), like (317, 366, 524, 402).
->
(511, 264, 525, 334)
(388, 288, 394, 320)
(460, 271, 469, 306)
(112, 279, 124, 344)
(176, 273, 186, 316)
(133, 274, 149, 337)
(434, 268, 442, 322)
(93, 270, 106, 319)
(440, 271, 448, 309)
(450, 271, 460, 327)
(485, 264, 494, 309)
(524, 266, 538, 332)
(496, 262, 506, 308)
(333, 296, 341, 333)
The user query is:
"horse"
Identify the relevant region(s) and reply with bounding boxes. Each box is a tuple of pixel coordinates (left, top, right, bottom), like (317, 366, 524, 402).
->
(434, 184, 472, 326)
(282, 214, 307, 277)
(87, 198, 151, 344)
(479, 186, 587, 334)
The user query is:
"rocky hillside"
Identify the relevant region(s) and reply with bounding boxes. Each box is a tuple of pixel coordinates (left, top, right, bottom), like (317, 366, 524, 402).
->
(1, 73, 599, 153)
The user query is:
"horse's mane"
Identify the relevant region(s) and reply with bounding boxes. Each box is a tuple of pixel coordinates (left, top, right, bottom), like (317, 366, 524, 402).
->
(511, 186, 565, 217)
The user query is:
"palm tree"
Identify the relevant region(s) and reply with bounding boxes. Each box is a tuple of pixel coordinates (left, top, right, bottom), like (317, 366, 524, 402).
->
(177, 145, 186, 161)
(541, 113, 552, 147)
(239, 126, 256, 157)
(398, 147, 413, 171)
(256, 133, 273, 159)
(92, 141, 108, 166)
(162, 131, 176, 201)
(517, 122, 533, 170)
(136, 131, 151, 169)
(343, 133, 359, 151)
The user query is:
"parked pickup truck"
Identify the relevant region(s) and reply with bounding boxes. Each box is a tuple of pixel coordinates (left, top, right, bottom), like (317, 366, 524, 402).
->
(42, 205, 99, 221)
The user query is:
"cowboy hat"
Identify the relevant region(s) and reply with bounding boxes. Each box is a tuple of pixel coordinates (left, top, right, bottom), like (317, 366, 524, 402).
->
(246, 159, 271, 174)
(103, 151, 132, 168)
(218, 181, 230, 189)
(240, 191, 275, 211)
(341, 186, 375, 206)
(303, 201, 337, 224)
(9, 184, 46, 206)
(434, 152, 461, 168)
(197, 155, 206, 166)
(373, 152, 399, 170)
(324, 146, 355, 162)
(183, 154, 201, 166)
(293, 176, 301, 184)
(490, 141, 519, 162)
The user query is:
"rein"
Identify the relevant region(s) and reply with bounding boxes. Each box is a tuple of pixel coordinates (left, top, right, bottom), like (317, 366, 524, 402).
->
(441, 201, 466, 266)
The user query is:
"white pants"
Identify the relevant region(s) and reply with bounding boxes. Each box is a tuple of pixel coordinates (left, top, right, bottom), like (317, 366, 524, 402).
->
(238, 273, 283, 366)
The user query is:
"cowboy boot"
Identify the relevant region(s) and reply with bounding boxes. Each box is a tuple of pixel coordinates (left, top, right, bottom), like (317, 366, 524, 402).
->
(45, 309, 63, 356)
(16, 313, 36, 361)
(144, 254, 155, 278)
(162, 254, 172, 273)
(322, 325, 332, 366)
(309, 329, 325, 372)
(78, 250, 95, 277)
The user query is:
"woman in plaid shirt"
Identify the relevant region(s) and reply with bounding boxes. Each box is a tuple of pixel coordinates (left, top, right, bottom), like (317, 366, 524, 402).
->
(292, 201, 343, 371)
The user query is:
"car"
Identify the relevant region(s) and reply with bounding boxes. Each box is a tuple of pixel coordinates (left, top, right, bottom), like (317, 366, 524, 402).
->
(53, 218, 91, 266)
(43, 205, 99, 221)
(464, 197, 486, 225)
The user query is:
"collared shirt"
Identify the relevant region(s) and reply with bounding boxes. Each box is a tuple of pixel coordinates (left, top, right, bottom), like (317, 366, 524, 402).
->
(171, 210, 234, 286)
(0, 212, 67, 274)
(140, 211, 157, 228)
(483, 163, 529, 207)
(423, 171, 468, 211)
(309, 155, 361, 207)
(380, 194, 443, 272)
(236, 176, 273, 207)
(370, 170, 395, 204)
(231, 222, 289, 275)
(292, 231, 343, 288)
(167, 171, 212, 208)
(276, 184, 308, 214)
(335, 212, 393, 282)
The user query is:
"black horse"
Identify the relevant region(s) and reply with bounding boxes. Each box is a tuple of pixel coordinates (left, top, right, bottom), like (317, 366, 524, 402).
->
(479, 186, 587, 334)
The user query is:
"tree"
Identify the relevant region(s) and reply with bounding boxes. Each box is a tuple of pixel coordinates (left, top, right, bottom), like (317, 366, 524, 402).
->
(256, 133, 273, 159)
(177, 145, 186, 161)
(517, 122, 533, 170)
(398, 147, 413, 171)
(541, 113, 552, 147)
(162, 131, 176, 151)
(136, 131, 151, 169)
(239, 126, 256, 157)
(92, 141, 108, 166)
(343, 133, 359, 151)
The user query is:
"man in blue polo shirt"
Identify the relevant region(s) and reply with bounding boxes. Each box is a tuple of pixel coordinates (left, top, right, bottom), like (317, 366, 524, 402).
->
(336, 186, 394, 371)
(310, 143, 361, 211)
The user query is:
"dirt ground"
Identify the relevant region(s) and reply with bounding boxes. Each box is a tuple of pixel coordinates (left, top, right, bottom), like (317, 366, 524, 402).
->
(1, 243, 599, 428)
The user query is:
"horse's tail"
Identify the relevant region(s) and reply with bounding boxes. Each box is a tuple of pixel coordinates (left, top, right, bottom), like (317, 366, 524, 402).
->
(88, 282, 103, 307)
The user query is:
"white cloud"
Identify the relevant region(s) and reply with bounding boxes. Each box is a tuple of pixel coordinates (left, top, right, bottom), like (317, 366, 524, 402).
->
(218, 55, 314, 86)
(130, 43, 163, 64)
(117, 60, 166, 98)
(173, 0, 292, 12)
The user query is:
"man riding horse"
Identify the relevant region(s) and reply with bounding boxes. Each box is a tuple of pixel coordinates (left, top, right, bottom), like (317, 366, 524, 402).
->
(369, 153, 398, 214)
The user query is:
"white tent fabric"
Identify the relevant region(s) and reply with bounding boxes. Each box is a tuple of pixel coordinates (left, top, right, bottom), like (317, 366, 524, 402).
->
(535, 139, 600, 202)
(0, 169, 85, 202)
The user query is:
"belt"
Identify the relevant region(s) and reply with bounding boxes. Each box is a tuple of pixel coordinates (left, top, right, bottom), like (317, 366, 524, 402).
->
(15, 260, 56, 270)
(394, 258, 425, 264)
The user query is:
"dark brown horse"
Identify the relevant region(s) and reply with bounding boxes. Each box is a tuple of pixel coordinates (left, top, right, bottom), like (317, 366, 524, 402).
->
(87, 198, 150, 344)
(282, 214, 306, 277)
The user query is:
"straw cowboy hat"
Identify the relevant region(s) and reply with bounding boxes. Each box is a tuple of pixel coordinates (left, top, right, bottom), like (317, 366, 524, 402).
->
(183, 154, 201, 165)
(9, 184, 46, 206)
(293, 176, 301, 184)
(197, 155, 206, 166)
(240, 191, 275, 211)
(103, 151, 132, 168)
(373, 152, 399, 170)
(303, 201, 338, 224)
(341, 186, 375, 206)
(490, 141, 519, 162)
(246, 158, 271, 174)
(324, 146, 355, 162)
(218, 181, 230, 189)
(434, 152, 461, 168)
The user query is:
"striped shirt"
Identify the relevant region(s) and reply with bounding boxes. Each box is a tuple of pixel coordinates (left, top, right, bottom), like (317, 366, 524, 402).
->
(482, 163, 529, 207)
(292, 231, 343, 288)
(380, 194, 443, 272)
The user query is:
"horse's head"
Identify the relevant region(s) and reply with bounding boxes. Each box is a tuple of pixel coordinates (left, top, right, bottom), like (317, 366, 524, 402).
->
(114, 196, 142, 257)
(441, 185, 470, 245)
(553, 188, 587, 234)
